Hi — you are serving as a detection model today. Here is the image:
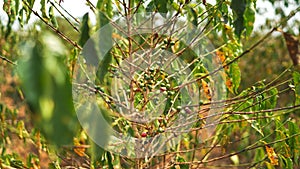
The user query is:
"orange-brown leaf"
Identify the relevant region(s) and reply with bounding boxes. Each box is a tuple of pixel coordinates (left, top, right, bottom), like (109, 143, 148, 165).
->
(201, 80, 211, 101)
(226, 77, 233, 92)
(283, 32, 299, 65)
(265, 145, 279, 166)
(73, 138, 86, 157)
(216, 50, 226, 64)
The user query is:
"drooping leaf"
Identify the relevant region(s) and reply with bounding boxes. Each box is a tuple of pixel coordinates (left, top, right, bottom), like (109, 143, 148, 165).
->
(154, 0, 168, 14)
(175, 155, 189, 169)
(230, 0, 246, 38)
(18, 8, 26, 28)
(24, 0, 35, 23)
(243, 1, 255, 37)
(96, 12, 113, 83)
(242, 115, 264, 136)
(107, 152, 114, 169)
(283, 32, 299, 65)
(3, 0, 17, 38)
(226, 59, 241, 93)
(78, 13, 90, 47)
(187, 6, 198, 26)
(201, 79, 212, 101)
(146, 1, 155, 12)
(49, 6, 58, 28)
(40, 0, 48, 19)
(292, 71, 300, 105)
(266, 88, 278, 109)
(73, 137, 86, 157)
(97, 0, 113, 18)
(287, 121, 300, 164)
(265, 145, 279, 166)
(17, 32, 79, 146)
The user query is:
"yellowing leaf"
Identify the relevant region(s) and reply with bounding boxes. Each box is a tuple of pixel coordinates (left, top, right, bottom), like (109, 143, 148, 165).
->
(201, 80, 211, 101)
(265, 145, 279, 166)
(216, 50, 226, 63)
(73, 138, 86, 157)
(226, 77, 233, 92)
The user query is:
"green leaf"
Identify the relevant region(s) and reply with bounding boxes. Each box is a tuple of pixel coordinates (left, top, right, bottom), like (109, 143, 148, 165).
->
(96, 12, 113, 83)
(146, 1, 155, 12)
(267, 88, 278, 109)
(154, 0, 168, 14)
(89, 139, 105, 166)
(243, 1, 255, 37)
(253, 147, 265, 163)
(230, 0, 246, 38)
(40, 0, 48, 19)
(49, 6, 58, 28)
(17, 32, 79, 146)
(187, 6, 198, 26)
(107, 152, 114, 169)
(18, 8, 25, 28)
(287, 121, 300, 164)
(229, 61, 241, 94)
(3, 0, 17, 38)
(176, 156, 189, 169)
(293, 71, 300, 105)
(242, 114, 264, 136)
(78, 13, 90, 47)
(24, 0, 35, 23)
(97, 0, 113, 18)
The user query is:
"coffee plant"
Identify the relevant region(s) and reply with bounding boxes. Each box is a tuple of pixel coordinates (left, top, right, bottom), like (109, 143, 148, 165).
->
(0, 0, 299, 168)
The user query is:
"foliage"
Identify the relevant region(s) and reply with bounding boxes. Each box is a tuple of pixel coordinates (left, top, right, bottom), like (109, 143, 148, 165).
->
(0, 0, 300, 168)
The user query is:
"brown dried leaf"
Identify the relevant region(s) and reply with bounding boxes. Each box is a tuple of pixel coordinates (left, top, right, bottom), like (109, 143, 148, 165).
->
(265, 145, 279, 166)
(283, 32, 299, 65)
(201, 80, 211, 101)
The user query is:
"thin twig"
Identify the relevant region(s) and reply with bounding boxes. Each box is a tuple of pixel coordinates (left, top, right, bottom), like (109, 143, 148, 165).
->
(0, 55, 16, 65)
(22, 0, 82, 50)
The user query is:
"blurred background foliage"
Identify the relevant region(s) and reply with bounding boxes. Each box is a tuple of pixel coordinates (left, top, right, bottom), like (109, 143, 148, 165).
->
(0, 0, 299, 168)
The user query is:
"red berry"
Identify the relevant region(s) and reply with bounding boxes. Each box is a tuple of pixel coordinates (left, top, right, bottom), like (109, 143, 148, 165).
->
(141, 132, 147, 137)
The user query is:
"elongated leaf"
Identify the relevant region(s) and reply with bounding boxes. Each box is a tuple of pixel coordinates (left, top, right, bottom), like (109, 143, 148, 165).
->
(97, 0, 113, 18)
(228, 61, 241, 94)
(188, 6, 198, 26)
(230, 0, 246, 38)
(96, 12, 112, 83)
(3, 0, 17, 38)
(287, 121, 300, 164)
(18, 8, 25, 28)
(17, 33, 79, 146)
(283, 32, 299, 65)
(25, 0, 35, 23)
(292, 71, 300, 105)
(244, 1, 255, 37)
(49, 6, 58, 28)
(79, 13, 90, 47)
(40, 0, 48, 19)
(265, 145, 279, 166)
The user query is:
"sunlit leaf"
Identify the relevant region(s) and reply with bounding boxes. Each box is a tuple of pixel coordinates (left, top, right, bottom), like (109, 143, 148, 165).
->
(40, 0, 48, 19)
(49, 6, 58, 28)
